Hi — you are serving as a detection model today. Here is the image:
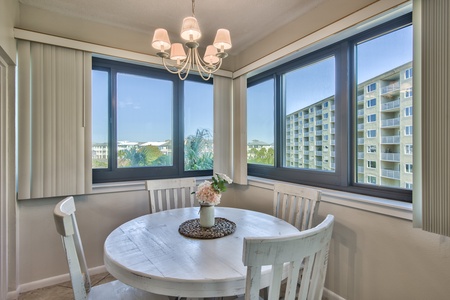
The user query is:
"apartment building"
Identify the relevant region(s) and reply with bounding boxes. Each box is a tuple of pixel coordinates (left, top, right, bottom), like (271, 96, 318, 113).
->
(286, 62, 412, 189)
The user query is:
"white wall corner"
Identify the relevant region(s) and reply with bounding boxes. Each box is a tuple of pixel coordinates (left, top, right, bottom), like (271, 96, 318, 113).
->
(323, 288, 346, 300)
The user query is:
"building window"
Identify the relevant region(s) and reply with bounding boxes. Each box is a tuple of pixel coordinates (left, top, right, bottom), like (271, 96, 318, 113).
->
(405, 106, 413, 117)
(405, 163, 413, 173)
(405, 87, 413, 98)
(406, 182, 413, 189)
(367, 161, 376, 169)
(367, 176, 377, 184)
(405, 125, 413, 136)
(367, 145, 376, 153)
(367, 98, 376, 107)
(367, 129, 377, 138)
(323, 102, 329, 108)
(405, 144, 413, 154)
(324, 135, 329, 141)
(324, 113, 329, 119)
(366, 83, 376, 93)
(247, 13, 412, 202)
(367, 114, 376, 123)
(92, 58, 213, 183)
(405, 67, 413, 79)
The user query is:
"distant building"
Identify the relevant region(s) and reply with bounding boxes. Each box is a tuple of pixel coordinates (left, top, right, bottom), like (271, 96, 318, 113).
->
(284, 62, 413, 189)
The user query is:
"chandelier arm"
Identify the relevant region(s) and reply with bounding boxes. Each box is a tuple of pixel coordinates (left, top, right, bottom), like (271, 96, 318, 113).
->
(177, 49, 193, 81)
(193, 48, 213, 81)
(162, 59, 184, 74)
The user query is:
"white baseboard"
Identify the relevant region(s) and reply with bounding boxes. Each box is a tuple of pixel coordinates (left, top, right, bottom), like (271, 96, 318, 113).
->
(12, 265, 107, 297)
(323, 288, 346, 300)
(6, 291, 18, 300)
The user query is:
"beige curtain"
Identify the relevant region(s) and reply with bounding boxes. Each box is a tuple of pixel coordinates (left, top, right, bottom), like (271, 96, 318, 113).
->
(413, 0, 450, 236)
(17, 40, 92, 199)
(213, 75, 233, 178)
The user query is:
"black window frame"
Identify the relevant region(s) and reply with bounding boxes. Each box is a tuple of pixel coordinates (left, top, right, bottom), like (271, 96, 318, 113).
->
(247, 13, 413, 202)
(92, 57, 213, 183)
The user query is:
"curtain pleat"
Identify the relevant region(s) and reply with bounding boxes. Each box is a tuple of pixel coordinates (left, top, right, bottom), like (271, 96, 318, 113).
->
(415, 0, 450, 236)
(17, 40, 92, 199)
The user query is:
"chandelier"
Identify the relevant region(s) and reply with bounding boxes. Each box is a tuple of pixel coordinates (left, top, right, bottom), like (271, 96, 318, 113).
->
(151, 0, 232, 81)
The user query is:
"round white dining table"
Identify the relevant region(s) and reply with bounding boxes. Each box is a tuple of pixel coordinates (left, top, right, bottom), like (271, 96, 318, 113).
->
(104, 207, 299, 298)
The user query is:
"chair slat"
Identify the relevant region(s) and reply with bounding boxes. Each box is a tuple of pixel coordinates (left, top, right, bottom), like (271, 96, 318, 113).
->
(145, 178, 197, 213)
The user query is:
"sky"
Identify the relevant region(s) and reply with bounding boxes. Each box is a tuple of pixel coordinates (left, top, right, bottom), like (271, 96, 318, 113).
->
(92, 26, 412, 145)
(92, 73, 213, 143)
(247, 25, 413, 143)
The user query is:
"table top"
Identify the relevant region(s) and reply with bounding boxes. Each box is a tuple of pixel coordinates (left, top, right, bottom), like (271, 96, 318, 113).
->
(104, 207, 299, 298)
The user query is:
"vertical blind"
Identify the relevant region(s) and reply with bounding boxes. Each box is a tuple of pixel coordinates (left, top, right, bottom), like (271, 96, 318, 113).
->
(17, 40, 92, 199)
(414, 0, 450, 236)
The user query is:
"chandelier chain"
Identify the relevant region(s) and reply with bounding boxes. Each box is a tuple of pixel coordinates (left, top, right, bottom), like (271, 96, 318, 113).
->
(192, 0, 195, 17)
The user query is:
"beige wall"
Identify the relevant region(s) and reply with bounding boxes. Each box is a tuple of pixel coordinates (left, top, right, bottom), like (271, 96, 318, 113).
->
(0, 0, 18, 63)
(17, 186, 450, 299)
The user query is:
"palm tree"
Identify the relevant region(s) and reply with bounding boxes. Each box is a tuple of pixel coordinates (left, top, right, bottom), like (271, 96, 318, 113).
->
(185, 128, 213, 170)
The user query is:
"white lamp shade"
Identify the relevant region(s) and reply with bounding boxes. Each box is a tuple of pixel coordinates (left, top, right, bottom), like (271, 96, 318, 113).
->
(213, 29, 232, 50)
(181, 16, 202, 41)
(152, 28, 171, 51)
(170, 43, 187, 61)
(204, 45, 220, 64)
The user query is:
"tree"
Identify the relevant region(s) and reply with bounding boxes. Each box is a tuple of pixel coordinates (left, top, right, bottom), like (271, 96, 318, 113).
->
(185, 128, 213, 170)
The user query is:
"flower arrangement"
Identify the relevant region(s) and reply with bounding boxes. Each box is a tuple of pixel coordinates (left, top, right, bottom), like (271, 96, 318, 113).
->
(195, 173, 233, 206)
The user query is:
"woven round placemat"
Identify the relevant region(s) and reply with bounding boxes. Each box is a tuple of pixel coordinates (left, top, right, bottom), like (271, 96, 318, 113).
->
(178, 217, 236, 239)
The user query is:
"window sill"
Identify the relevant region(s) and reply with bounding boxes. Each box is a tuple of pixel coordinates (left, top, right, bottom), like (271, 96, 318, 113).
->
(247, 176, 413, 221)
(92, 176, 413, 221)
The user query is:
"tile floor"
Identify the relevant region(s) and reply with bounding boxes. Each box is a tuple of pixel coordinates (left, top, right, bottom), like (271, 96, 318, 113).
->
(18, 272, 115, 300)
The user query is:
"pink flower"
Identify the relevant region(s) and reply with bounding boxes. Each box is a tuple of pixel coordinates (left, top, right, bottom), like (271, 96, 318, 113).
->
(196, 181, 222, 205)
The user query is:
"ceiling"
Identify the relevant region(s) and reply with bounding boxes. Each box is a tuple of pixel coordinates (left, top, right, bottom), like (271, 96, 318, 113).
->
(18, 0, 328, 56)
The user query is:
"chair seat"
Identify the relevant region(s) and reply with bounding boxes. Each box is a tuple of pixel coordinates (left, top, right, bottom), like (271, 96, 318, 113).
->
(88, 280, 169, 300)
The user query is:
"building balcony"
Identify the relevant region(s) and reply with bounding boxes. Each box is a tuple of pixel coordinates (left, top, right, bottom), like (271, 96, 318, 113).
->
(304, 133, 309, 137)
(381, 152, 400, 162)
(304, 142, 309, 146)
(304, 113, 309, 119)
(316, 141, 322, 146)
(331, 128, 335, 134)
(358, 152, 364, 159)
(357, 166, 364, 173)
(316, 120, 323, 125)
(316, 130, 322, 135)
(331, 163, 336, 169)
(381, 117, 400, 128)
(381, 169, 400, 180)
(357, 138, 365, 144)
(381, 135, 400, 144)
(316, 161, 323, 167)
(381, 99, 400, 111)
(316, 151, 323, 156)
(316, 109, 323, 115)
(358, 109, 364, 117)
(331, 151, 335, 157)
(357, 95, 364, 102)
(357, 124, 364, 131)
(380, 82, 400, 95)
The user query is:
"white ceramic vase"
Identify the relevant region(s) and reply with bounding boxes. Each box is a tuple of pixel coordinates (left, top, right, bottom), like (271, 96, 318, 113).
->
(199, 205, 215, 228)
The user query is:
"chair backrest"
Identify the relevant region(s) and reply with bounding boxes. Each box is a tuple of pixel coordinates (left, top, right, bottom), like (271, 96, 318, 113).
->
(53, 196, 91, 300)
(145, 178, 197, 213)
(273, 182, 321, 231)
(242, 214, 334, 300)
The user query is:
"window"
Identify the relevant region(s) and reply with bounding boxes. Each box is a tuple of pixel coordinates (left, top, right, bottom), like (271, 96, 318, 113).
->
(405, 144, 413, 154)
(405, 68, 413, 79)
(247, 78, 274, 166)
(405, 125, 413, 136)
(405, 106, 413, 117)
(247, 13, 412, 202)
(405, 87, 413, 98)
(367, 145, 376, 153)
(367, 176, 377, 184)
(367, 98, 376, 107)
(367, 114, 376, 123)
(92, 58, 213, 183)
(405, 163, 413, 173)
(405, 182, 413, 189)
(367, 130, 376, 138)
(366, 83, 376, 92)
(367, 161, 376, 168)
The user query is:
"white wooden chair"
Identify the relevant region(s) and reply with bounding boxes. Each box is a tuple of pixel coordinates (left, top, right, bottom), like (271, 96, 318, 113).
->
(53, 196, 169, 300)
(273, 182, 321, 231)
(145, 178, 197, 213)
(242, 214, 334, 300)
